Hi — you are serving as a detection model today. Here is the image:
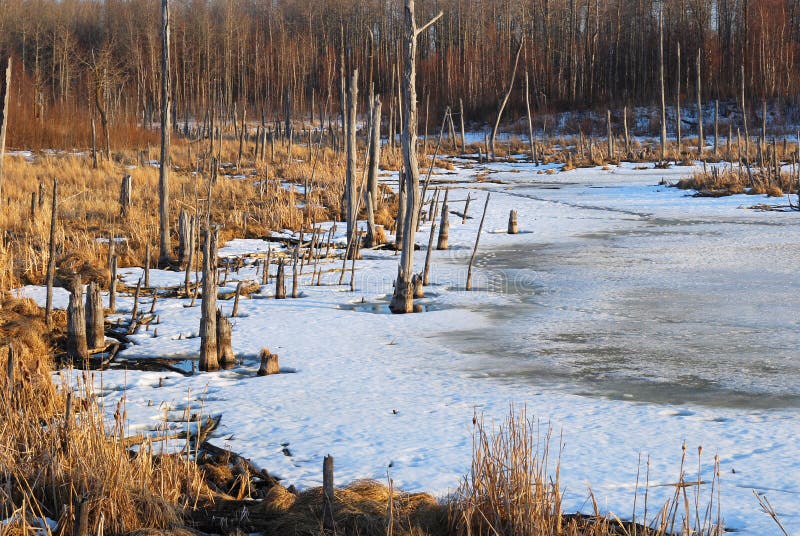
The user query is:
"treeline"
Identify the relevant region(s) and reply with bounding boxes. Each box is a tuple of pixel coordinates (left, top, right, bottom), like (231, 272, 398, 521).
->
(0, 0, 798, 147)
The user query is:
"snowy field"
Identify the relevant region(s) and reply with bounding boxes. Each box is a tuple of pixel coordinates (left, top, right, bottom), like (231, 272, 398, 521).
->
(21, 158, 800, 534)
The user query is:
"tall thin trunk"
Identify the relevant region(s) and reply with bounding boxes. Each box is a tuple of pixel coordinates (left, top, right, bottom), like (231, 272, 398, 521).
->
(159, 0, 173, 266)
(659, 11, 667, 162)
(0, 57, 11, 205)
(696, 49, 704, 157)
(345, 70, 358, 255)
(390, 1, 442, 314)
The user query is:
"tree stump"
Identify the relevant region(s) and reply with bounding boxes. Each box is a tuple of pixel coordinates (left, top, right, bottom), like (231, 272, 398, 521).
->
(119, 174, 132, 219)
(275, 259, 286, 299)
(437, 188, 449, 250)
(85, 281, 105, 349)
(322, 455, 335, 533)
(66, 276, 88, 364)
(508, 210, 518, 234)
(257, 348, 280, 376)
(412, 273, 424, 299)
(216, 309, 235, 369)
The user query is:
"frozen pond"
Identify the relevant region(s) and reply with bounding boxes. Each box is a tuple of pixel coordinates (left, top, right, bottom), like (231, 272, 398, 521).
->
(448, 189, 800, 408)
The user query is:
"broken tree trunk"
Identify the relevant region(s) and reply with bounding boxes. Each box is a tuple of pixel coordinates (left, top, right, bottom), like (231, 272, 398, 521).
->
(199, 226, 219, 372)
(44, 178, 58, 326)
(437, 188, 449, 250)
(216, 309, 235, 369)
(257, 349, 279, 376)
(120, 174, 132, 219)
(508, 210, 518, 234)
(275, 258, 286, 299)
(67, 276, 88, 364)
(85, 281, 105, 350)
(109, 254, 118, 312)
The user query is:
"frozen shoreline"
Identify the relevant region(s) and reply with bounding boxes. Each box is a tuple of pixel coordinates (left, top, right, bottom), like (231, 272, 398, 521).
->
(22, 159, 800, 535)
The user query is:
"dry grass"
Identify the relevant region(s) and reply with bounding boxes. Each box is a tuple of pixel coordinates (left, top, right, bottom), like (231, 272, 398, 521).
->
(675, 164, 799, 197)
(0, 295, 213, 535)
(449, 405, 724, 536)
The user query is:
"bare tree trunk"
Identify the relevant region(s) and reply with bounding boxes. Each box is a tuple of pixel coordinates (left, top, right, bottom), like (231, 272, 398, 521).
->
(365, 96, 381, 248)
(741, 65, 749, 162)
(676, 42, 682, 153)
(0, 57, 11, 205)
(109, 254, 117, 313)
(345, 70, 359, 255)
(159, 0, 173, 266)
(659, 10, 667, 162)
(437, 188, 449, 250)
(525, 72, 535, 163)
(390, 1, 442, 314)
(199, 226, 219, 372)
(45, 179, 58, 326)
(120, 174, 132, 219)
(459, 98, 466, 154)
(696, 49, 704, 158)
(490, 38, 524, 160)
(85, 281, 105, 349)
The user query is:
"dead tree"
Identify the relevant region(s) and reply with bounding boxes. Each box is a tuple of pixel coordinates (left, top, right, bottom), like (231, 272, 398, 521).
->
(109, 254, 118, 312)
(85, 281, 105, 349)
(525, 72, 535, 163)
(365, 96, 382, 248)
(658, 11, 668, 162)
(275, 258, 286, 299)
(158, 0, 173, 266)
(199, 226, 219, 372)
(390, 0, 442, 314)
(216, 309, 235, 369)
(344, 70, 359, 256)
(257, 348, 279, 376)
(178, 208, 191, 264)
(45, 179, 58, 326)
(696, 49, 704, 157)
(120, 174, 132, 218)
(0, 57, 11, 205)
(66, 276, 88, 364)
(490, 38, 524, 160)
(437, 188, 449, 250)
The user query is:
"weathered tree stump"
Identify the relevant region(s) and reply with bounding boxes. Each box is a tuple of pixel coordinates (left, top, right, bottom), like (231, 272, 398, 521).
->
(322, 455, 335, 534)
(119, 174, 132, 219)
(508, 210, 519, 234)
(437, 188, 450, 250)
(67, 276, 88, 364)
(216, 309, 235, 369)
(275, 258, 286, 299)
(85, 281, 105, 349)
(257, 348, 280, 376)
(412, 273, 424, 299)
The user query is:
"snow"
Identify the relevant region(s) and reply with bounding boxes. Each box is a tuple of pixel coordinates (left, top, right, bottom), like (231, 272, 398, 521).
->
(25, 158, 800, 535)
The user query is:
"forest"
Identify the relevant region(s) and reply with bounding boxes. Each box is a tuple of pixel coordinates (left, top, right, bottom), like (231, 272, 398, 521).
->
(0, 0, 798, 149)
